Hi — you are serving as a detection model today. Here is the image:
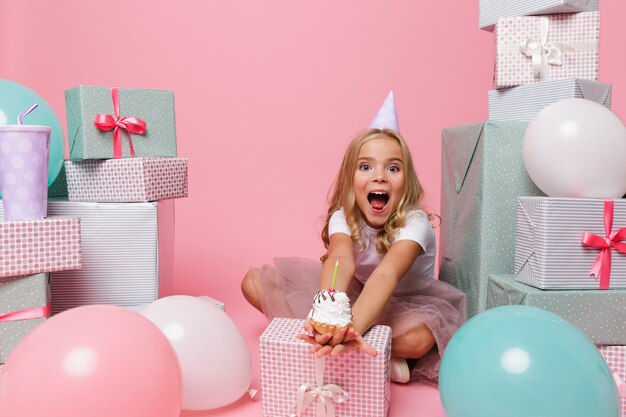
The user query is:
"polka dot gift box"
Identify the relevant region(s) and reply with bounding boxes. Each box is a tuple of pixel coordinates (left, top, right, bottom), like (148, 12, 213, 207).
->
(487, 275, 626, 345)
(260, 318, 391, 417)
(65, 86, 177, 160)
(598, 346, 626, 417)
(65, 157, 188, 203)
(0, 273, 49, 364)
(494, 12, 600, 89)
(439, 122, 545, 318)
(0, 217, 81, 278)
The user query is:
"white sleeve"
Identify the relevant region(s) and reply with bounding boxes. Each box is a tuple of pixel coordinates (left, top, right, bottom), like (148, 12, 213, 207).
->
(328, 209, 351, 236)
(394, 211, 433, 253)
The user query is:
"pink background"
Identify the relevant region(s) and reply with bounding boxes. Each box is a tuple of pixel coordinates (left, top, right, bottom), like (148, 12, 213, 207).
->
(3, 1, 626, 416)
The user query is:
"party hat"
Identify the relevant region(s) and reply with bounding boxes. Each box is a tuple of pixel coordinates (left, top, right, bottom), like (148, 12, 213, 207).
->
(368, 90, 399, 132)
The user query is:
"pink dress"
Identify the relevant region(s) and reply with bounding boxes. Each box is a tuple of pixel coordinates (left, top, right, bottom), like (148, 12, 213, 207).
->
(249, 210, 466, 384)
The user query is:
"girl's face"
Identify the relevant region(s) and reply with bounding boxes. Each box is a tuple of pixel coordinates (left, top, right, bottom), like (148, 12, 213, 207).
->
(353, 137, 405, 228)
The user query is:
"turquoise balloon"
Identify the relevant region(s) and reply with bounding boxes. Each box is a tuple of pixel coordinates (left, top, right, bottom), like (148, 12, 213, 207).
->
(440, 306, 619, 417)
(0, 79, 65, 193)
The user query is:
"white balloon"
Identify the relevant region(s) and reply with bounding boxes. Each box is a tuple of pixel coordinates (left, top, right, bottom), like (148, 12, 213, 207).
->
(523, 98, 626, 198)
(142, 295, 252, 410)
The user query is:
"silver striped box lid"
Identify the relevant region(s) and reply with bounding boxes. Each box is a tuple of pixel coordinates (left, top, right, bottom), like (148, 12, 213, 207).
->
(479, 0, 599, 31)
(488, 79, 612, 122)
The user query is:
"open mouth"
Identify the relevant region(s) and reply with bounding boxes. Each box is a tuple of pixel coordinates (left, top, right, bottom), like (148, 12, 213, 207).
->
(367, 191, 389, 212)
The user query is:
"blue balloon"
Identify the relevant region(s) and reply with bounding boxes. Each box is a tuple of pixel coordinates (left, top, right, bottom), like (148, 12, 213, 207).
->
(0, 79, 65, 193)
(440, 305, 619, 417)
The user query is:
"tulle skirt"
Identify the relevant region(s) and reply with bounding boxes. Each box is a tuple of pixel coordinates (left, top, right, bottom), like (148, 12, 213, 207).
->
(248, 257, 467, 384)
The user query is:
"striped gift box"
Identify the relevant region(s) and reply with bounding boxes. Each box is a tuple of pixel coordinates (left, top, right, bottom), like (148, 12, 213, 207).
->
(45, 199, 175, 314)
(488, 79, 612, 122)
(494, 12, 600, 89)
(260, 318, 391, 417)
(515, 197, 626, 290)
(65, 157, 188, 203)
(598, 346, 626, 417)
(479, 0, 599, 31)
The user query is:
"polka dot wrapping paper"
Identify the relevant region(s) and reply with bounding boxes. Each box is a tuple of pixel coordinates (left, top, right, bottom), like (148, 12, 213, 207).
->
(598, 346, 626, 417)
(494, 12, 600, 89)
(0, 217, 81, 278)
(515, 197, 626, 290)
(439, 122, 545, 318)
(487, 275, 626, 345)
(65, 86, 177, 160)
(0, 273, 49, 363)
(65, 157, 188, 203)
(260, 318, 391, 417)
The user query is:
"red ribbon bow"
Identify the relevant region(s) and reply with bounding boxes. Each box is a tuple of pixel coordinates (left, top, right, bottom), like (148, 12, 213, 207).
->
(0, 304, 51, 322)
(580, 200, 626, 290)
(93, 87, 147, 158)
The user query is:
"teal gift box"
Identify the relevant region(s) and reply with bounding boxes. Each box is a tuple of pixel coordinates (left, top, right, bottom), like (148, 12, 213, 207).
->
(487, 275, 626, 345)
(65, 85, 177, 160)
(0, 273, 50, 364)
(439, 122, 544, 317)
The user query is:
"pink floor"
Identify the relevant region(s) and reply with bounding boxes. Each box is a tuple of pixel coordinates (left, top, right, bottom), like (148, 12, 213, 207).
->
(181, 297, 447, 417)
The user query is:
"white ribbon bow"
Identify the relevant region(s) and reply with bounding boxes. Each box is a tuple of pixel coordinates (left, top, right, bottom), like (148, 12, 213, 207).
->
(290, 357, 349, 417)
(519, 17, 574, 81)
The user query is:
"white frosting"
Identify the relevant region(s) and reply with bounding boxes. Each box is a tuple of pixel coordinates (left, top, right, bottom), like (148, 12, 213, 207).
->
(308, 290, 352, 327)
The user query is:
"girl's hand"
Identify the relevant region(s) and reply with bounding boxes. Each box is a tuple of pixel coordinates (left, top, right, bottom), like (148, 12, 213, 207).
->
(298, 320, 377, 358)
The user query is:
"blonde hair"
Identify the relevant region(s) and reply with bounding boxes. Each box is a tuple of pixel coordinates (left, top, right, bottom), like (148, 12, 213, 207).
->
(321, 128, 432, 261)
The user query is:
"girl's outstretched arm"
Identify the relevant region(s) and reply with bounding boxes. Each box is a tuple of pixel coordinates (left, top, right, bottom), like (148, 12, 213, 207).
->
(351, 240, 422, 335)
(320, 233, 355, 292)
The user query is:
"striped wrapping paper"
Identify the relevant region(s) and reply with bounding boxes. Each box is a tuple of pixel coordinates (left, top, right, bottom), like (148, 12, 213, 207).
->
(488, 79, 612, 121)
(44, 199, 175, 314)
(515, 197, 626, 289)
(260, 318, 391, 417)
(479, 0, 599, 31)
(598, 346, 626, 417)
(494, 12, 600, 89)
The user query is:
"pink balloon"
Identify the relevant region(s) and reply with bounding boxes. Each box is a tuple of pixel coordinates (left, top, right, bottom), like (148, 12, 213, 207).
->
(142, 295, 252, 410)
(0, 305, 182, 417)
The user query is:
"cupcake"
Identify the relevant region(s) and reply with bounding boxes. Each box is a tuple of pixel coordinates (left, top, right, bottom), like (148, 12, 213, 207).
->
(308, 289, 353, 336)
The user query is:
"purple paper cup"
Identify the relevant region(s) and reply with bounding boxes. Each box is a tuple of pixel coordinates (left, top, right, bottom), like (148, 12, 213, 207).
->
(0, 125, 51, 220)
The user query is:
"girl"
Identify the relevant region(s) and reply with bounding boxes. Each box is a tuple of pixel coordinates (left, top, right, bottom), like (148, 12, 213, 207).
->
(242, 92, 466, 384)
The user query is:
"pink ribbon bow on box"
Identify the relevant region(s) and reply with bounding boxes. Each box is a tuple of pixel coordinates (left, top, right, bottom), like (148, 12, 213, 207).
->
(580, 200, 626, 290)
(93, 87, 147, 158)
(0, 304, 51, 322)
(290, 356, 348, 417)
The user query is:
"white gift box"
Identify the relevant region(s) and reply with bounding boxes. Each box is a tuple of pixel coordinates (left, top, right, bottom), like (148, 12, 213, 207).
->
(488, 79, 612, 121)
(494, 12, 600, 89)
(45, 199, 175, 314)
(479, 0, 599, 31)
(515, 197, 626, 290)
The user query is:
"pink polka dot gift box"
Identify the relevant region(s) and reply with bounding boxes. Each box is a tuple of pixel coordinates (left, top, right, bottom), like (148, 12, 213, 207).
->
(598, 346, 626, 417)
(65, 157, 188, 203)
(0, 217, 81, 278)
(494, 12, 600, 89)
(260, 318, 391, 417)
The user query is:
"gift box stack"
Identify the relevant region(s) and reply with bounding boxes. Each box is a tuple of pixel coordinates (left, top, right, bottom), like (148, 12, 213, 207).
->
(0, 190, 82, 365)
(440, 0, 626, 410)
(46, 85, 188, 314)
